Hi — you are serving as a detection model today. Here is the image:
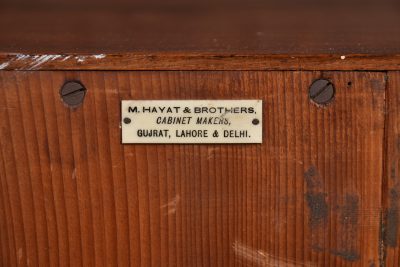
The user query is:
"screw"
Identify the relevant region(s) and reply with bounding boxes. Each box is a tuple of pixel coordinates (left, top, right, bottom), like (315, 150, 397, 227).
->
(123, 117, 131, 124)
(309, 79, 335, 105)
(252, 118, 260, 125)
(60, 81, 86, 108)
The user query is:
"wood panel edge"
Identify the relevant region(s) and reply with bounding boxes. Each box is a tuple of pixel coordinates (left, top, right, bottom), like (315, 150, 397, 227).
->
(1, 53, 400, 71)
(382, 71, 400, 267)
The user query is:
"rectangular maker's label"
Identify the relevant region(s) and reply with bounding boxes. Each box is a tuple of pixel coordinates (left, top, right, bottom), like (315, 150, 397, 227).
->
(121, 100, 262, 144)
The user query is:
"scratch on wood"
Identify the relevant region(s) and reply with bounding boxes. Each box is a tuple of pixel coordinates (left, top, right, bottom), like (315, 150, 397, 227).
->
(93, 54, 106, 59)
(75, 54, 107, 63)
(28, 55, 62, 69)
(61, 55, 72, 61)
(0, 62, 10, 69)
(161, 195, 180, 215)
(16, 54, 30, 61)
(233, 241, 315, 266)
(75, 56, 87, 63)
(0, 53, 108, 70)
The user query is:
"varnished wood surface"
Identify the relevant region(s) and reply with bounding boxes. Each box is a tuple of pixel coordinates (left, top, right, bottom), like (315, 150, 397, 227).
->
(2, 53, 400, 72)
(1, 0, 400, 70)
(0, 70, 386, 266)
(384, 72, 400, 267)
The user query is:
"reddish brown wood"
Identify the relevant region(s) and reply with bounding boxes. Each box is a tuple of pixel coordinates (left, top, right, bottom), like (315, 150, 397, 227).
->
(1, 0, 400, 71)
(2, 53, 400, 72)
(383, 72, 400, 267)
(0, 70, 385, 266)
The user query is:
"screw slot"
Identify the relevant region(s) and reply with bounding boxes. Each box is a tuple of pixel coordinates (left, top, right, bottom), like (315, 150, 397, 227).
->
(252, 118, 260, 125)
(309, 79, 335, 105)
(60, 81, 86, 108)
(123, 117, 132, 124)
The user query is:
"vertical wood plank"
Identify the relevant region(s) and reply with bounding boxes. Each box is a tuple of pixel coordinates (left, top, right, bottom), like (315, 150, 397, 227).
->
(384, 71, 400, 267)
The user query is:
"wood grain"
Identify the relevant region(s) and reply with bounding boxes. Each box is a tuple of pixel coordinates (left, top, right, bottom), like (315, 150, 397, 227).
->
(383, 71, 400, 267)
(3, 53, 400, 72)
(0, 70, 386, 266)
(1, 0, 400, 71)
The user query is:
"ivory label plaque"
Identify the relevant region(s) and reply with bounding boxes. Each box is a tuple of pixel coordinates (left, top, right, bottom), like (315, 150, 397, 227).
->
(121, 100, 262, 144)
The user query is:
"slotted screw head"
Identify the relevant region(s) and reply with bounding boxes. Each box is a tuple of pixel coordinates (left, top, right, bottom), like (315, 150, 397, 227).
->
(60, 81, 86, 108)
(309, 79, 335, 105)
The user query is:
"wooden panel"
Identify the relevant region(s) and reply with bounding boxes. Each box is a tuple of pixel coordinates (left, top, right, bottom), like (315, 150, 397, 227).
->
(384, 71, 400, 267)
(1, 0, 400, 71)
(2, 0, 400, 55)
(0, 70, 385, 266)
